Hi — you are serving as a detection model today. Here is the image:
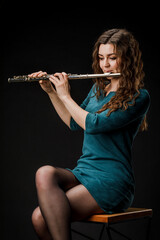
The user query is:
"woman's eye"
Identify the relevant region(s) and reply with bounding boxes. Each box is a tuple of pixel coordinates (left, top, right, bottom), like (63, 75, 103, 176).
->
(99, 57, 104, 61)
(110, 57, 117, 60)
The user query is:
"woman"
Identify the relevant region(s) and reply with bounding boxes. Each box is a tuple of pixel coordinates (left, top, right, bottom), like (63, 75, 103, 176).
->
(30, 29, 150, 240)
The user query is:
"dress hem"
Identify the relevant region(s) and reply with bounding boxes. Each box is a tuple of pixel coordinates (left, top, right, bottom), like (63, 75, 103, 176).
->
(66, 168, 128, 214)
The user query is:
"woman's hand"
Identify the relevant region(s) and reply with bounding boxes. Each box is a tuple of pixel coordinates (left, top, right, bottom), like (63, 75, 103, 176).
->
(28, 71, 55, 94)
(49, 72, 71, 101)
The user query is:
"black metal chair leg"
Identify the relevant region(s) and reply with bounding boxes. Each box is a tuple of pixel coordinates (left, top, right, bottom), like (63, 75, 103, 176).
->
(109, 226, 132, 240)
(106, 225, 113, 240)
(71, 228, 95, 240)
(146, 217, 152, 240)
(98, 224, 105, 240)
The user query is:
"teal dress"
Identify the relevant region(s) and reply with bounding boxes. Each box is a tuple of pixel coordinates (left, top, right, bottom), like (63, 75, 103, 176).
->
(67, 84, 150, 213)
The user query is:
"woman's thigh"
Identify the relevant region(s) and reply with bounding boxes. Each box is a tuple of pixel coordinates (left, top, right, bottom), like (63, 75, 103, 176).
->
(66, 184, 105, 221)
(36, 165, 80, 191)
(54, 167, 80, 191)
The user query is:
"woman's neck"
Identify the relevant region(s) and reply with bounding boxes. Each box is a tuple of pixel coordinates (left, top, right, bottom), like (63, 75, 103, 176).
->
(105, 79, 119, 95)
(110, 79, 119, 91)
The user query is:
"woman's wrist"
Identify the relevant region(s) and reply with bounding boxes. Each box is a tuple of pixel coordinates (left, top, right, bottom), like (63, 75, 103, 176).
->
(48, 90, 57, 98)
(59, 94, 72, 102)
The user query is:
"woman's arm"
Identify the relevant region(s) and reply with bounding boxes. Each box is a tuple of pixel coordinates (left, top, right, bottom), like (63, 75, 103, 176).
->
(28, 71, 71, 128)
(48, 92, 72, 128)
(84, 89, 150, 134)
(60, 95, 88, 130)
(49, 72, 89, 130)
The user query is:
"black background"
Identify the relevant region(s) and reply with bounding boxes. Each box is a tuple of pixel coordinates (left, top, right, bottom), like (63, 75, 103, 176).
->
(1, 1, 160, 239)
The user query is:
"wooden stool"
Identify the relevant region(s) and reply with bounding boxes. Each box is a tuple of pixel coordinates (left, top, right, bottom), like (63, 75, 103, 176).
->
(72, 208, 153, 240)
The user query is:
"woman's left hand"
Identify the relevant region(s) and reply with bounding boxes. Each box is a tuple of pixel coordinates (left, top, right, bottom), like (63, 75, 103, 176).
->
(49, 72, 71, 100)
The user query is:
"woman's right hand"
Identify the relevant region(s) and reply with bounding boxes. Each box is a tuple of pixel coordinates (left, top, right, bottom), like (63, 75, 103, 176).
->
(28, 71, 55, 94)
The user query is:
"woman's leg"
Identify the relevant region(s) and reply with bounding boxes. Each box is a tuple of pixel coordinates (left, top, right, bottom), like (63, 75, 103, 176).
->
(32, 165, 80, 240)
(32, 165, 104, 240)
(66, 184, 105, 222)
(32, 207, 52, 240)
(32, 184, 105, 240)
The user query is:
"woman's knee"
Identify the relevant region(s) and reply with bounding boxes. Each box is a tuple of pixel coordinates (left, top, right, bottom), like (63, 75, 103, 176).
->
(32, 207, 52, 239)
(32, 207, 44, 228)
(35, 165, 58, 190)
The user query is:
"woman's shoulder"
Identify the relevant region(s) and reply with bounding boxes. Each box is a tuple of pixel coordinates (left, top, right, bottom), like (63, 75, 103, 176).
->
(136, 89, 151, 110)
(139, 88, 150, 101)
(139, 88, 150, 95)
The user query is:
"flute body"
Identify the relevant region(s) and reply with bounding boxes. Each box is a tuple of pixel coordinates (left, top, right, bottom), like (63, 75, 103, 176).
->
(8, 72, 121, 83)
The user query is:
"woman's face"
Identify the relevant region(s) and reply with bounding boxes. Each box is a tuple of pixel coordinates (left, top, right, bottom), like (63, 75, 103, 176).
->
(98, 43, 120, 74)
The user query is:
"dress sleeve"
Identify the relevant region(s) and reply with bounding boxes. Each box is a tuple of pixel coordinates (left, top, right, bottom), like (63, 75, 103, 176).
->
(85, 89, 150, 134)
(70, 84, 95, 131)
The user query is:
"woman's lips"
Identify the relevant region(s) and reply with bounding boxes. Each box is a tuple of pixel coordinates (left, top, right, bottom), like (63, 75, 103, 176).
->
(103, 70, 115, 73)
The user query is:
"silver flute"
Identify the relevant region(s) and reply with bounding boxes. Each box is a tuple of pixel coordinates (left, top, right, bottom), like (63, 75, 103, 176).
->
(8, 72, 121, 83)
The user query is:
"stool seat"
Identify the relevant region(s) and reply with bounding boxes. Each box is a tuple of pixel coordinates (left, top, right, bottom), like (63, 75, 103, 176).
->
(86, 207, 153, 224)
(72, 208, 153, 240)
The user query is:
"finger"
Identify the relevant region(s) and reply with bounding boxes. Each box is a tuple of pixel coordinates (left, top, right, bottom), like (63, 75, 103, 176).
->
(28, 71, 43, 78)
(62, 72, 67, 76)
(54, 72, 64, 81)
(49, 75, 59, 85)
(32, 71, 46, 78)
(62, 72, 68, 81)
(39, 80, 48, 84)
(37, 71, 47, 77)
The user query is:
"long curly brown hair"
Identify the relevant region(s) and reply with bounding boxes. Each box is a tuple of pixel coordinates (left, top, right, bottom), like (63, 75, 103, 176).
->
(92, 28, 148, 131)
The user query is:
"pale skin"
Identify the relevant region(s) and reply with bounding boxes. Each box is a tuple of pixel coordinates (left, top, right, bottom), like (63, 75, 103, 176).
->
(30, 43, 121, 240)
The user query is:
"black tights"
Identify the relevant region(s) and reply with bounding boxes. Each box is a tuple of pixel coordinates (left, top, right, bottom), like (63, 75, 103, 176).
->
(32, 165, 104, 240)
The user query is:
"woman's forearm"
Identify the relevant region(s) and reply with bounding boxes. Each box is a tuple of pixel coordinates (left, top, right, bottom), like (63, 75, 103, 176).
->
(60, 95, 88, 130)
(48, 92, 71, 128)
(48, 72, 88, 130)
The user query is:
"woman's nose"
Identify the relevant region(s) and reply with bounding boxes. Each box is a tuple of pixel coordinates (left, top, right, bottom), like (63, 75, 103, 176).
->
(103, 58, 110, 67)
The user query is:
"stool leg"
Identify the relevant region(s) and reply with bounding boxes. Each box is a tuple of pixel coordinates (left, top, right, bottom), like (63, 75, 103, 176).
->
(106, 225, 113, 240)
(109, 226, 132, 240)
(98, 224, 105, 240)
(71, 228, 95, 240)
(146, 217, 152, 240)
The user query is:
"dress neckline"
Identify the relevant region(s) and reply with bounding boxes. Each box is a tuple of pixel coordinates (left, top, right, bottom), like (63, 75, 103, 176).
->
(105, 91, 116, 98)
